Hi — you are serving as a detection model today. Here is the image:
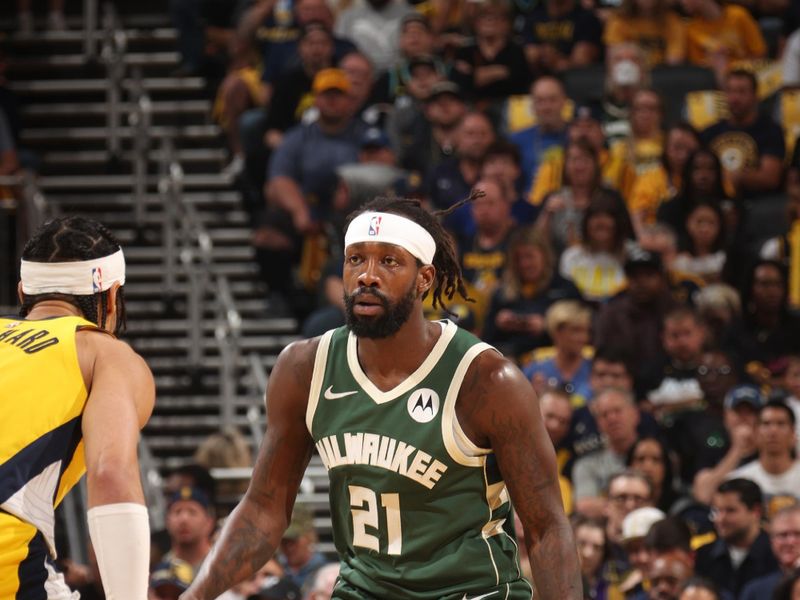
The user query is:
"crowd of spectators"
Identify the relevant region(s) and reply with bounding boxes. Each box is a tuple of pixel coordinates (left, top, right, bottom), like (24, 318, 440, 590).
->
(8, 0, 800, 596)
(165, 0, 800, 596)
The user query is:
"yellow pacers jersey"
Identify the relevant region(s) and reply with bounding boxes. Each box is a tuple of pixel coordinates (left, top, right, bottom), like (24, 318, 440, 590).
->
(0, 315, 101, 598)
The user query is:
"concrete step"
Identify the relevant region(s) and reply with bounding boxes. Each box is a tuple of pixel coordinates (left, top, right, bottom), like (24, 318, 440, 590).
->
(3, 27, 178, 49)
(10, 76, 205, 95)
(23, 99, 211, 119)
(124, 245, 253, 263)
(48, 190, 241, 209)
(131, 334, 297, 354)
(126, 297, 270, 317)
(22, 123, 221, 144)
(39, 148, 224, 168)
(153, 395, 268, 411)
(125, 261, 260, 280)
(10, 51, 180, 71)
(125, 317, 296, 336)
(38, 172, 232, 192)
(122, 278, 263, 299)
(146, 414, 259, 430)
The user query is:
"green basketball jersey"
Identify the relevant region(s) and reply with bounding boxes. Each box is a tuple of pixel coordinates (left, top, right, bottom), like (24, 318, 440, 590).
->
(306, 320, 533, 600)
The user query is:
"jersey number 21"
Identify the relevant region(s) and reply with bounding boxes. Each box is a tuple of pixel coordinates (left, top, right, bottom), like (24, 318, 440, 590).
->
(349, 485, 402, 555)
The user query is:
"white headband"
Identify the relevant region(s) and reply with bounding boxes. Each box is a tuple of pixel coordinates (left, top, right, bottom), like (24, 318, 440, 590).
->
(21, 249, 126, 295)
(344, 212, 436, 264)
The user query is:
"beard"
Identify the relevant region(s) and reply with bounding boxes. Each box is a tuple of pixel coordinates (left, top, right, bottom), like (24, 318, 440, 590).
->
(344, 282, 417, 339)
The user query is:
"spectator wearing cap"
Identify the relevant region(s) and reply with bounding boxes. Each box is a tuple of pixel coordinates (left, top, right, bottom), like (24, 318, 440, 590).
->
(451, 0, 531, 107)
(529, 102, 636, 207)
(740, 504, 800, 600)
(601, 43, 649, 146)
(426, 110, 496, 239)
(259, 68, 366, 307)
(279, 505, 327, 589)
(392, 80, 465, 181)
(149, 556, 195, 600)
(701, 70, 784, 199)
(521, 0, 602, 73)
(728, 401, 800, 502)
(215, 558, 291, 600)
(694, 478, 778, 598)
(594, 245, 678, 388)
(163, 486, 215, 576)
(334, 0, 413, 73)
(642, 306, 707, 411)
(693, 385, 762, 504)
(620, 507, 667, 597)
(509, 76, 568, 198)
(231, 0, 355, 186)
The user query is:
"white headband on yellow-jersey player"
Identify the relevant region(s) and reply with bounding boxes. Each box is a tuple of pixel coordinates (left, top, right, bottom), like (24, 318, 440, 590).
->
(344, 212, 436, 265)
(20, 249, 126, 295)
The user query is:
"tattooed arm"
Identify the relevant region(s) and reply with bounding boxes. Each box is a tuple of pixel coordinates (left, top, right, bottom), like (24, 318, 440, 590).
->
(181, 338, 318, 600)
(458, 351, 582, 600)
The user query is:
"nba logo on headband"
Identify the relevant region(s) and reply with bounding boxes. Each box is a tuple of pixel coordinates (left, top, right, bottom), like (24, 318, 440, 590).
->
(368, 215, 382, 236)
(92, 267, 103, 293)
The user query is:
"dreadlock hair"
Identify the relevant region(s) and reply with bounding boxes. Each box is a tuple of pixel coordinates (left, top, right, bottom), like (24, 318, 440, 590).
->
(344, 192, 483, 312)
(20, 216, 127, 335)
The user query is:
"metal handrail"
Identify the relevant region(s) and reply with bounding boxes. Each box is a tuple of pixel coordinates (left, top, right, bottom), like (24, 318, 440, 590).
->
(100, 3, 126, 159)
(157, 145, 252, 428)
(128, 67, 152, 232)
(83, 0, 99, 60)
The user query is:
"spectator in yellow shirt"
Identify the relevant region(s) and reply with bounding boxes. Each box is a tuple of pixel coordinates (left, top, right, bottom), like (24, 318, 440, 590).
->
(604, 0, 686, 67)
(682, 0, 766, 80)
(629, 122, 700, 234)
(530, 102, 637, 206)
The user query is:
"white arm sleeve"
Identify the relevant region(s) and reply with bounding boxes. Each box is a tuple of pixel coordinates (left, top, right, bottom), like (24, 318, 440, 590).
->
(87, 503, 150, 600)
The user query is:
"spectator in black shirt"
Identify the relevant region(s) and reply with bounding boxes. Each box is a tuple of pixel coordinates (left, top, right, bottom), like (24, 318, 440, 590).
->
(522, 0, 603, 73)
(724, 260, 800, 378)
(451, 0, 532, 107)
(263, 22, 336, 151)
(694, 478, 778, 598)
(701, 69, 785, 199)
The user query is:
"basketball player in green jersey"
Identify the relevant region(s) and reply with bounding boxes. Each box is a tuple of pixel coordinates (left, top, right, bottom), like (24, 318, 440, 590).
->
(183, 197, 581, 600)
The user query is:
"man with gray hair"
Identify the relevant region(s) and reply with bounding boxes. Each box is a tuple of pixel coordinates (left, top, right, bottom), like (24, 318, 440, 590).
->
(572, 388, 641, 516)
(304, 563, 340, 600)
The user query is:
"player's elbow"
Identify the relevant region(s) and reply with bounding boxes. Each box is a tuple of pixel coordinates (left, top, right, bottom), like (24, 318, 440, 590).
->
(87, 457, 143, 505)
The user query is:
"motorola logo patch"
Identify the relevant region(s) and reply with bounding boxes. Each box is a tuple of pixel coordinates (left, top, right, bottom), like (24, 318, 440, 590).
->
(407, 388, 440, 423)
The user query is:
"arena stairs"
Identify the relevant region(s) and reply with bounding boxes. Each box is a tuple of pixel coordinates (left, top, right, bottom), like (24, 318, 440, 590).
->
(0, 6, 319, 473)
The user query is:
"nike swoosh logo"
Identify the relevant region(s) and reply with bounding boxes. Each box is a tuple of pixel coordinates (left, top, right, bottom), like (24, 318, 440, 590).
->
(323, 386, 358, 400)
(461, 592, 499, 600)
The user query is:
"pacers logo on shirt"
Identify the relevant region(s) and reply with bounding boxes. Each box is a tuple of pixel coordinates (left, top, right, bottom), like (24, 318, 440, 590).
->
(407, 388, 440, 423)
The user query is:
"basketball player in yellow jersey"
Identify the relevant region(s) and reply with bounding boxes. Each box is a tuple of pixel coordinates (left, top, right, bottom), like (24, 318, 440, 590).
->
(0, 216, 155, 599)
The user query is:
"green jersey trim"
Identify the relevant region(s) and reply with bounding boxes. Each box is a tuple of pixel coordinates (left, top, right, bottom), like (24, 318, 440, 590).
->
(345, 320, 457, 404)
(441, 342, 496, 467)
(305, 329, 335, 434)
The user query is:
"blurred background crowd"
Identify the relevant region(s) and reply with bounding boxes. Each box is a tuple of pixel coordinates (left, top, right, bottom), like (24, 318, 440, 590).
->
(5, 0, 800, 597)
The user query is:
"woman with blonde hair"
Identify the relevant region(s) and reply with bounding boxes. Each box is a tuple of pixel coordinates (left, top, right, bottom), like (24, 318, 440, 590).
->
(482, 227, 582, 360)
(523, 300, 593, 404)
